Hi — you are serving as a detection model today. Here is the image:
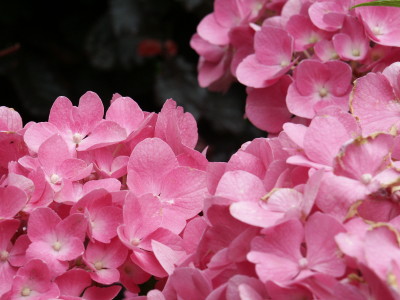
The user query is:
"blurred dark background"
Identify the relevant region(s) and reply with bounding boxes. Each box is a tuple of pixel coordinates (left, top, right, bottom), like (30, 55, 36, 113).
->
(0, 0, 263, 162)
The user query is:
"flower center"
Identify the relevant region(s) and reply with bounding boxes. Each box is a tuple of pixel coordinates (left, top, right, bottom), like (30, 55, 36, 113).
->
(319, 87, 328, 98)
(361, 173, 372, 184)
(50, 173, 61, 184)
(131, 238, 141, 247)
(21, 287, 31, 297)
(0, 250, 9, 261)
(52, 241, 62, 251)
(308, 34, 318, 44)
(94, 261, 103, 270)
(352, 49, 360, 57)
(298, 257, 308, 269)
(372, 26, 382, 35)
(72, 133, 83, 144)
(280, 60, 289, 67)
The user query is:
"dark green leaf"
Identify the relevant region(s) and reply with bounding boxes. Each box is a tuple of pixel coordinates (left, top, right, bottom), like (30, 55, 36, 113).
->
(352, 0, 400, 8)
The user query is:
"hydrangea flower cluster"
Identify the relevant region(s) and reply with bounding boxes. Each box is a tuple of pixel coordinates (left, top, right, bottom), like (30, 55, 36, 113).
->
(0, 94, 208, 299)
(191, 0, 400, 133)
(3, 61, 400, 298)
(3, 1, 400, 300)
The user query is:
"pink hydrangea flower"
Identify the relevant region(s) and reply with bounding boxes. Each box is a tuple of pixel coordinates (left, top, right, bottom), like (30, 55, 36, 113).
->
(286, 59, 352, 119)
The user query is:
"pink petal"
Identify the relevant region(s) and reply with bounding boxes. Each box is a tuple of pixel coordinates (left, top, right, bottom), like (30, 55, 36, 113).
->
(0, 107, 22, 132)
(38, 134, 72, 174)
(315, 172, 368, 219)
(382, 62, 400, 98)
(23, 122, 59, 153)
(155, 99, 198, 152)
(59, 158, 92, 181)
(77, 120, 127, 151)
(49, 96, 74, 132)
(152, 240, 186, 275)
(190, 33, 224, 61)
(236, 54, 288, 88)
(127, 138, 178, 194)
(215, 170, 266, 203)
(0, 186, 27, 219)
(255, 26, 293, 66)
(0, 219, 20, 250)
(57, 213, 87, 241)
(246, 76, 292, 133)
(76, 91, 104, 132)
(27, 207, 60, 242)
(305, 212, 346, 277)
(303, 115, 353, 167)
(83, 178, 121, 193)
(82, 285, 121, 300)
(351, 72, 400, 135)
(55, 269, 91, 297)
(130, 251, 168, 278)
(8, 234, 30, 267)
(197, 13, 230, 45)
(106, 97, 144, 134)
(160, 167, 206, 218)
(90, 206, 122, 243)
(248, 219, 304, 283)
(118, 193, 162, 249)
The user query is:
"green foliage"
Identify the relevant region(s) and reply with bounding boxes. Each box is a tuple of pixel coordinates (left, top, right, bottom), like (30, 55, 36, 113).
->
(352, 0, 400, 8)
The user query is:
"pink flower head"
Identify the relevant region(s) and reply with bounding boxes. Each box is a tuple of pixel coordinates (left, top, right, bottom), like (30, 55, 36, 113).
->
(24, 92, 104, 154)
(127, 138, 206, 234)
(332, 15, 370, 61)
(308, 0, 351, 32)
(117, 193, 163, 251)
(236, 25, 294, 88)
(286, 14, 329, 51)
(230, 169, 322, 228)
(314, 39, 339, 62)
(37, 134, 92, 192)
(285, 106, 361, 169)
(26, 207, 87, 276)
(286, 59, 352, 119)
(356, 5, 400, 47)
(71, 189, 122, 243)
(83, 237, 128, 285)
(5, 259, 60, 299)
(248, 212, 346, 284)
(316, 133, 398, 220)
(197, 0, 266, 46)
